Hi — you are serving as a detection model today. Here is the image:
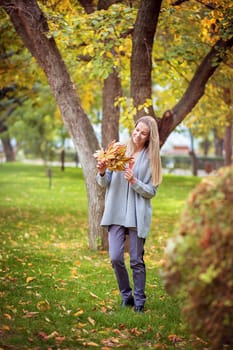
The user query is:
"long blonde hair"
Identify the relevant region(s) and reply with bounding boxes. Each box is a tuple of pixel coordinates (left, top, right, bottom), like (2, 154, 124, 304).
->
(128, 116, 162, 186)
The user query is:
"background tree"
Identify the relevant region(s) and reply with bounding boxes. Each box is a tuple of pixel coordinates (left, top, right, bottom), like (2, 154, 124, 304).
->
(0, 0, 232, 249)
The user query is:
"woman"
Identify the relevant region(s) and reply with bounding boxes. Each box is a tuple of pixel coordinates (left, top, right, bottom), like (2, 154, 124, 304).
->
(96, 116, 162, 312)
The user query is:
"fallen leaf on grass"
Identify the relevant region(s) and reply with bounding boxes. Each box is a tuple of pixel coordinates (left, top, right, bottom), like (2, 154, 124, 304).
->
(26, 276, 36, 283)
(37, 300, 50, 311)
(22, 311, 39, 318)
(112, 330, 128, 339)
(168, 334, 182, 343)
(89, 292, 99, 299)
(101, 337, 121, 347)
(88, 316, 95, 326)
(154, 344, 167, 349)
(83, 341, 99, 347)
(38, 331, 65, 342)
(130, 328, 143, 336)
(100, 306, 108, 313)
(74, 308, 84, 317)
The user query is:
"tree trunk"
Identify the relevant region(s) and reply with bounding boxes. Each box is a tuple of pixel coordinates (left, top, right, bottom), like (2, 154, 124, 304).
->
(213, 129, 224, 157)
(223, 88, 232, 166)
(131, 0, 162, 119)
(0, 0, 105, 249)
(0, 117, 15, 161)
(224, 124, 232, 166)
(102, 70, 121, 148)
(1, 134, 15, 161)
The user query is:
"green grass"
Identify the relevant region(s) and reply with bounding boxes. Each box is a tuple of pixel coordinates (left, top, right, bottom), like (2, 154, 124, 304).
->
(0, 163, 202, 349)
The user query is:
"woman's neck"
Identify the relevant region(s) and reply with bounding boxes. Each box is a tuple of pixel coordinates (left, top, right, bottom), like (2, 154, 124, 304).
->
(134, 146, 144, 153)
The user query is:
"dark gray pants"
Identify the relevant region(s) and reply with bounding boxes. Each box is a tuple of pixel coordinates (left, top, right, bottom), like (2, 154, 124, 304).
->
(108, 225, 146, 307)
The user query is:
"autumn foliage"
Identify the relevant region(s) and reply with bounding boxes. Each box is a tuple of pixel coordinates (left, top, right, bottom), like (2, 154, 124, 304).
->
(162, 165, 233, 350)
(93, 140, 133, 171)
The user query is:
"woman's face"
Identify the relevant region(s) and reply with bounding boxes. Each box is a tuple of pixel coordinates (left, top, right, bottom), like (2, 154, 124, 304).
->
(132, 122, 150, 150)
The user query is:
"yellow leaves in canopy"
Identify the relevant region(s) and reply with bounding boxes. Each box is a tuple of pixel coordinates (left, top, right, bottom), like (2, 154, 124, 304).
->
(46, 0, 72, 12)
(79, 88, 95, 112)
(106, 52, 113, 59)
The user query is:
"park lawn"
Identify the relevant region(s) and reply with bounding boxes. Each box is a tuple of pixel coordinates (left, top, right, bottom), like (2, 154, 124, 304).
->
(0, 163, 203, 350)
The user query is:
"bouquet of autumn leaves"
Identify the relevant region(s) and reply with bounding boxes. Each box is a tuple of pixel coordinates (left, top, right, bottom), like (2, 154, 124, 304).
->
(93, 140, 133, 171)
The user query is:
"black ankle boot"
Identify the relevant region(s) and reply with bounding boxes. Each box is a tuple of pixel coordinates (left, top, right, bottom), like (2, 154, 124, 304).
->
(122, 295, 134, 307)
(134, 305, 144, 313)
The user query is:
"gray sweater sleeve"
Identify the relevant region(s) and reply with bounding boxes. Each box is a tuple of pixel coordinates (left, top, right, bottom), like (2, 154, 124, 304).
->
(96, 171, 112, 187)
(131, 179, 157, 199)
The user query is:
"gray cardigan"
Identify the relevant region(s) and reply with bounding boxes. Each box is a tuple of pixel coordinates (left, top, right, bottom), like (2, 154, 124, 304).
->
(96, 148, 157, 238)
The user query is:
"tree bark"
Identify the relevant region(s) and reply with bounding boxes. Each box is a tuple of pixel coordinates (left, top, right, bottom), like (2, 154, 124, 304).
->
(223, 87, 232, 166)
(131, 0, 162, 119)
(0, 0, 106, 249)
(213, 129, 224, 157)
(102, 70, 121, 148)
(0, 134, 15, 161)
(78, 0, 95, 14)
(224, 124, 232, 166)
(0, 104, 17, 162)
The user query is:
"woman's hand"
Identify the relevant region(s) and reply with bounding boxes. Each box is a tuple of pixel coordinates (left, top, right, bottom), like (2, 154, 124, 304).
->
(96, 160, 107, 175)
(124, 168, 136, 184)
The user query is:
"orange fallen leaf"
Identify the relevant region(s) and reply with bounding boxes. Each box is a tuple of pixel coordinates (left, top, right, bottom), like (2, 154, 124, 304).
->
(76, 322, 87, 328)
(3, 313, 12, 320)
(168, 334, 182, 343)
(83, 341, 99, 347)
(26, 276, 35, 283)
(74, 309, 84, 317)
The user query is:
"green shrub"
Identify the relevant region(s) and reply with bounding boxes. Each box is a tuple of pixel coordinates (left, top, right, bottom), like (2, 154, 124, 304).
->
(162, 165, 233, 350)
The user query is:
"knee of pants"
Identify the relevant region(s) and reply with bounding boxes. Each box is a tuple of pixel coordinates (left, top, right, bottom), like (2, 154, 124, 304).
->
(130, 259, 145, 269)
(110, 254, 124, 267)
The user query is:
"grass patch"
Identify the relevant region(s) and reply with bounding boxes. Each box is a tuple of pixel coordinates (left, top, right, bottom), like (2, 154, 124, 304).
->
(0, 163, 202, 349)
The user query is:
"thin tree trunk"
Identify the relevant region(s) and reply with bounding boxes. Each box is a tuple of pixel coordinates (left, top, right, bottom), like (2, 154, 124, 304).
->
(1, 135, 15, 161)
(223, 88, 232, 166)
(102, 70, 121, 148)
(224, 124, 232, 166)
(213, 129, 224, 157)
